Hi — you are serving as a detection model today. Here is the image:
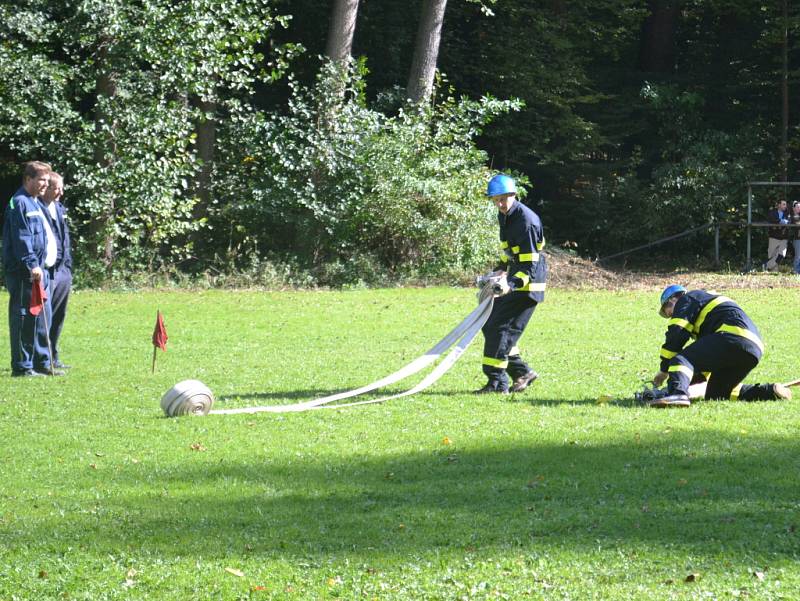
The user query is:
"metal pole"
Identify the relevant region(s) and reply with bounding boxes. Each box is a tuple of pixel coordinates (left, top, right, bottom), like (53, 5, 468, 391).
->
(746, 185, 753, 269)
(714, 223, 720, 268)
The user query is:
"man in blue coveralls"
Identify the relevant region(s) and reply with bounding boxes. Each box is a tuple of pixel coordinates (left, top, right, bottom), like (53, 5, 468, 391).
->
(648, 285, 791, 407)
(475, 174, 547, 394)
(2, 161, 62, 376)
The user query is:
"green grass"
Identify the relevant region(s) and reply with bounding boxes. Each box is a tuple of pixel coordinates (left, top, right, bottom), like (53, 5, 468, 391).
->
(1, 285, 799, 600)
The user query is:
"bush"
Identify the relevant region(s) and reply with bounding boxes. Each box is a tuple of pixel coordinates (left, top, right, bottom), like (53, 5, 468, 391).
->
(210, 59, 522, 283)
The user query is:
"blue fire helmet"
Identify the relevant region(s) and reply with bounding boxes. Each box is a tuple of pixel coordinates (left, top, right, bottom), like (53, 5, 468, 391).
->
(659, 284, 686, 317)
(487, 174, 516, 197)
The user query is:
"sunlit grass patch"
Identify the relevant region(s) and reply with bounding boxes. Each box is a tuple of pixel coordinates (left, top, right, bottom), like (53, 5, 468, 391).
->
(1, 286, 798, 599)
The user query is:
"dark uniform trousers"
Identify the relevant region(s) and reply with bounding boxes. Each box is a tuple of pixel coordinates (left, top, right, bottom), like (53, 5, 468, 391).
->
(7, 270, 53, 372)
(481, 293, 537, 390)
(47, 265, 72, 363)
(670, 334, 775, 401)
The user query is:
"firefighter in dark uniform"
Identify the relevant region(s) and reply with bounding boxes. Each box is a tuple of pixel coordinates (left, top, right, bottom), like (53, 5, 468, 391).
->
(649, 285, 791, 407)
(475, 174, 546, 394)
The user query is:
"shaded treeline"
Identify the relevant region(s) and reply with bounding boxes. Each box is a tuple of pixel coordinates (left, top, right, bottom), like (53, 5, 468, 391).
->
(1, 0, 798, 283)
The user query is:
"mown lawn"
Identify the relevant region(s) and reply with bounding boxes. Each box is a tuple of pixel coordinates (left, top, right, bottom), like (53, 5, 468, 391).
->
(1, 285, 799, 600)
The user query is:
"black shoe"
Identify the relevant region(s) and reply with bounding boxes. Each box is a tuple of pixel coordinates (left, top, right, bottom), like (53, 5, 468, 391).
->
(647, 394, 690, 408)
(53, 360, 71, 369)
(511, 370, 539, 393)
(473, 384, 510, 395)
(11, 369, 45, 377)
(34, 368, 66, 377)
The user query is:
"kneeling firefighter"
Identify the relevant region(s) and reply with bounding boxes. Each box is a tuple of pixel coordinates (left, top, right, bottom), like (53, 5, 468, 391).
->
(476, 174, 547, 394)
(649, 285, 791, 407)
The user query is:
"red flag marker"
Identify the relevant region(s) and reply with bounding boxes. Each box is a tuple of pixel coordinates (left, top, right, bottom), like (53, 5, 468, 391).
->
(29, 280, 47, 316)
(151, 310, 168, 373)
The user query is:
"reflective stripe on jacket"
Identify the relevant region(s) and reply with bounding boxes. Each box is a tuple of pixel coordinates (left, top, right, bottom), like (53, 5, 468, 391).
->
(496, 200, 547, 302)
(659, 290, 764, 371)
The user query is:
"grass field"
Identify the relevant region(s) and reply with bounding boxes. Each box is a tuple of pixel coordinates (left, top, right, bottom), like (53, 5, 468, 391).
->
(1, 284, 799, 600)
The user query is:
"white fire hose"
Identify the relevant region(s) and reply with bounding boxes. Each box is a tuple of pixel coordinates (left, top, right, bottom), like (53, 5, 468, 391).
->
(161, 273, 508, 417)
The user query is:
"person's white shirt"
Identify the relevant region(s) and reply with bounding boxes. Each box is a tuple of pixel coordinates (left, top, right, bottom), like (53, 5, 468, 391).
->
(39, 204, 57, 268)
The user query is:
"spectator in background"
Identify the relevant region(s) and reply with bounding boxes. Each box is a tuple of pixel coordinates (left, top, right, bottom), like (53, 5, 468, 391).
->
(791, 200, 800, 275)
(2, 161, 60, 376)
(40, 172, 72, 368)
(764, 199, 790, 271)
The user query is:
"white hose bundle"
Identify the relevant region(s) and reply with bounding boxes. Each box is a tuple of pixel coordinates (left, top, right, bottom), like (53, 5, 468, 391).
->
(162, 278, 503, 417)
(161, 379, 215, 416)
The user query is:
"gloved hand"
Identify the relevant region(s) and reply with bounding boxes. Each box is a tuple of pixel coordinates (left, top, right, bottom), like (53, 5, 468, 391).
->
(492, 277, 511, 296)
(475, 270, 504, 289)
(652, 371, 668, 387)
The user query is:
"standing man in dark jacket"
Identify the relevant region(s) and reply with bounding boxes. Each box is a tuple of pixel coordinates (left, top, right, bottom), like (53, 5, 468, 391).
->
(790, 201, 800, 274)
(2, 161, 59, 376)
(40, 172, 72, 369)
(475, 174, 547, 394)
(648, 285, 791, 407)
(764, 199, 790, 271)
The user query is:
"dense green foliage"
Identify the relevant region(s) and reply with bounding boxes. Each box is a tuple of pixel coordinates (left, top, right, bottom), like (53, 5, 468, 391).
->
(209, 62, 520, 285)
(1, 286, 799, 598)
(2, 1, 799, 280)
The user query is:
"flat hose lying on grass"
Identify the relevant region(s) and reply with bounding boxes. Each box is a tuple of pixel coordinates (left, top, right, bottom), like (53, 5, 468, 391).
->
(161, 284, 498, 417)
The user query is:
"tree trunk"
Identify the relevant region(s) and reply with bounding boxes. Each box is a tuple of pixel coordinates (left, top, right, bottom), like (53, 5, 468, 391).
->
(325, 0, 360, 64)
(638, 0, 679, 72)
(93, 39, 117, 268)
(781, 0, 789, 185)
(193, 96, 217, 216)
(407, 0, 448, 103)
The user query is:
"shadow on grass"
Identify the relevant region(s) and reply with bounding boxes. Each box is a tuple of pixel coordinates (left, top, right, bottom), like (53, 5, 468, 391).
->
(5, 432, 800, 562)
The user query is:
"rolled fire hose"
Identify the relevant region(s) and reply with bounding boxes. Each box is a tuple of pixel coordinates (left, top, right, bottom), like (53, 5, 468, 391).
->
(161, 276, 505, 417)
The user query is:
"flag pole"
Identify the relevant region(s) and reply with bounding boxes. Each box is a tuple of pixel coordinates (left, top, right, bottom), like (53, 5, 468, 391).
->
(151, 309, 168, 373)
(152, 308, 159, 374)
(39, 280, 55, 375)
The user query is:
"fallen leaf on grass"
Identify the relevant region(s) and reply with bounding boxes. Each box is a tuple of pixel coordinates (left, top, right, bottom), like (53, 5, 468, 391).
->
(685, 573, 699, 582)
(251, 585, 267, 591)
(442, 437, 452, 445)
(38, 570, 47, 579)
(596, 394, 613, 404)
(190, 443, 207, 452)
(753, 571, 765, 581)
(225, 567, 245, 577)
(89, 463, 97, 470)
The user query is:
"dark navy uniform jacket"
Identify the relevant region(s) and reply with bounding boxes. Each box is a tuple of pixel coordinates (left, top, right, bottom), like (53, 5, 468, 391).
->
(2, 187, 48, 278)
(40, 200, 72, 272)
(496, 200, 547, 302)
(659, 290, 764, 372)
